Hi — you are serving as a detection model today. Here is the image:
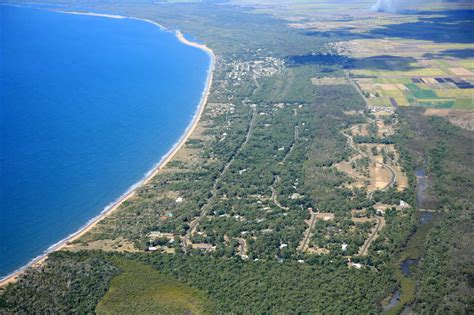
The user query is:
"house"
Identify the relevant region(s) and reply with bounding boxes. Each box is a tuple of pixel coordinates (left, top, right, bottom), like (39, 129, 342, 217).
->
(341, 243, 348, 252)
(400, 200, 410, 208)
(350, 263, 362, 269)
(347, 258, 363, 269)
(290, 193, 302, 200)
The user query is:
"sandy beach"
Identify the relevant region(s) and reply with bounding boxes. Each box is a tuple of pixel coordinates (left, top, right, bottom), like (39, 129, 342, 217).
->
(0, 12, 215, 287)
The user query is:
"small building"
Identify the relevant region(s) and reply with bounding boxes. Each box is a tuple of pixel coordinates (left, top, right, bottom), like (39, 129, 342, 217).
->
(400, 200, 410, 208)
(351, 263, 362, 269)
(347, 258, 363, 269)
(290, 193, 303, 200)
(341, 243, 348, 252)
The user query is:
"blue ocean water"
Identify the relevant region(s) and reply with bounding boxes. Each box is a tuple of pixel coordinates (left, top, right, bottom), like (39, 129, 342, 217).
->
(0, 5, 210, 277)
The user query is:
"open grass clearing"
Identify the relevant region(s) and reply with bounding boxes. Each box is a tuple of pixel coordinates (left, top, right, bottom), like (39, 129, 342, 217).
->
(96, 259, 213, 315)
(68, 238, 138, 253)
(311, 77, 348, 85)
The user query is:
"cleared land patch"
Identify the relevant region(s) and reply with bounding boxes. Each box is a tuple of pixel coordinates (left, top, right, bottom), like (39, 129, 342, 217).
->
(449, 67, 473, 76)
(423, 108, 474, 131)
(311, 77, 348, 85)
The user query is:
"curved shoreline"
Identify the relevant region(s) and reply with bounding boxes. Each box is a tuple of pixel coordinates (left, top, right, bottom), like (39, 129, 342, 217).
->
(0, 9, 216, 287)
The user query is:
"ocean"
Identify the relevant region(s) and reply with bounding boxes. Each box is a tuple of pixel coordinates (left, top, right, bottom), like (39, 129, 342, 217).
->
(0, 5, 211, 278)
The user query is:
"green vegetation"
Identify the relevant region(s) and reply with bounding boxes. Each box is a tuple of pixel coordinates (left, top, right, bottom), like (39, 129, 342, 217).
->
(1, 0, 472, 313)
(96, 259, 213, 315)
(2, 251, 394, 314)
(395, 108, 474, 313)
(0, 251, 119, 313)
(405, 84, 437, 99)
(382, 213, 440, 315)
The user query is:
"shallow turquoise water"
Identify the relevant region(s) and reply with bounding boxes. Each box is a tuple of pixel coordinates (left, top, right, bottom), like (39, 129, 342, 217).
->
(0, 5, 210, 277)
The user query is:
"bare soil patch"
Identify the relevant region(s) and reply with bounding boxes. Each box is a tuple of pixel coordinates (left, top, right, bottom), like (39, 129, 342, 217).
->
(449, 67, 473, 76)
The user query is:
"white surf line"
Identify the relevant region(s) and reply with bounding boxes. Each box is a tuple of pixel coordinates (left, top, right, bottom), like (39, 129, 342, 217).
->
(54, 10, 126, 19)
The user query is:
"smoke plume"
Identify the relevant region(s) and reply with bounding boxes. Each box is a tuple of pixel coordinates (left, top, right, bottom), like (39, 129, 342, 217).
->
(371, 0, 401, 13)
(371, 0, 449, 13)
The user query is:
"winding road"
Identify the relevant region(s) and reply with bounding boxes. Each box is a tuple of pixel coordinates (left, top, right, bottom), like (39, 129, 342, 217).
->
(270, 125, 299, 210)
(270, 176, 290, 211)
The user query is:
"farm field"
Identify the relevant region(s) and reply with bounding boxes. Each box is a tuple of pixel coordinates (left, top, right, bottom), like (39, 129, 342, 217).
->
(348, 53, 474, 109)
(242, 0, 474, 111)
(330, 17, 474, 110)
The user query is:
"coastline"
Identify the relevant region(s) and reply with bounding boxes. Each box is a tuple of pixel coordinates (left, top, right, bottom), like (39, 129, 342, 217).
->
(0, 10, 216, 287)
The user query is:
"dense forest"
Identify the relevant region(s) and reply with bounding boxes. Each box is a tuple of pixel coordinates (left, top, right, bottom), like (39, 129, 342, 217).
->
(1, 251, 393, 314)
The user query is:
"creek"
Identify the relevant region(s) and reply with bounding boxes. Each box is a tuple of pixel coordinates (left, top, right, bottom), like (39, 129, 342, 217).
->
(383, 210, 434, 312)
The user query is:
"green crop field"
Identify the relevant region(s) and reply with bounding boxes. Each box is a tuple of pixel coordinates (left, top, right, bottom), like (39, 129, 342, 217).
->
(418, 100, 455, 109)
(453, 98, 474, 109)
(406, 84, 437, 99)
